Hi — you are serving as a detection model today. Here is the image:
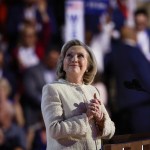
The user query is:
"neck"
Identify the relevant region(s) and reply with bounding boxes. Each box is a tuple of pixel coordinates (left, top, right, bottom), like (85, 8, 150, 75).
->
(66, 74, 83, 84)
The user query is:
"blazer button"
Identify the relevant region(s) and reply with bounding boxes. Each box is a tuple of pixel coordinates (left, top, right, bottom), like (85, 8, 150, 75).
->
(76, 87, 81, 92)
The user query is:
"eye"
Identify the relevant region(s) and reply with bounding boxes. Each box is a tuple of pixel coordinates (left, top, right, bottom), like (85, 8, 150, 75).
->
(78, 54, 84, 58)
(66, 53, 72, 57)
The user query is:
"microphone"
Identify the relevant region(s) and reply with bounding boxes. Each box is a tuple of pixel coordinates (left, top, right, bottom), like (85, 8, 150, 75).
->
(124, 79, 146, 92)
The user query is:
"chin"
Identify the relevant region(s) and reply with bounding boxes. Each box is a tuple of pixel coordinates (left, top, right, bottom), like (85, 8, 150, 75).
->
(68, 69, 80, 74)
(70, 70, 79, 74)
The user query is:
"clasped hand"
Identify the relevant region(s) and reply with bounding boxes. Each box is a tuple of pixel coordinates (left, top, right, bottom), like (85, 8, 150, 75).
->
(86, 93, 104, 123)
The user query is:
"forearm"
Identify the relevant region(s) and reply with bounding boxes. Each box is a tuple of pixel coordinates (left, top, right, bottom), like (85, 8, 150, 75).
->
(96, 105, 115, 139)
(102, 108, 115, 139)
(47, 113, 89, 139)
(100, 117, 115, 139)
(42, 98, 88, 139)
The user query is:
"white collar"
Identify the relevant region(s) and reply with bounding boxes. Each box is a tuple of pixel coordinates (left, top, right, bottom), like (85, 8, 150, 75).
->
(57, 79, 84, 86)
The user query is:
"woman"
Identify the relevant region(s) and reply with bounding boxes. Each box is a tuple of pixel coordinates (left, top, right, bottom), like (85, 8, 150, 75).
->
(41, 39, 115, 150)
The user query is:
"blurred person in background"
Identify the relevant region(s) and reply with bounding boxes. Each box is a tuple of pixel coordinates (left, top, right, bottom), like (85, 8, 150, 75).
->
(12, 21, 47, 105)
(7, 0, 55, 50)
(89, 0, 134, 74)
(0, 45, 25, 128)
(23, 47, 60, 127)
(0, 78, 13, 111)
(0, 77, 25, 127)
(0, 49, 17, 98)
(104, 26, 150, 134)
(0, 80, 26, 150)
(134, 8, 150, 61)
(90, 14, 115, 74)
(13, 22, 45, 72)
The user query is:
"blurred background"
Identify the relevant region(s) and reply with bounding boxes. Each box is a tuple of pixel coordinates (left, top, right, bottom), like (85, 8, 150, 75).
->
(0, 0, 150, 149)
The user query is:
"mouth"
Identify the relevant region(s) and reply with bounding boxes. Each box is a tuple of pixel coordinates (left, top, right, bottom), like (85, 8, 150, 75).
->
(69, 64, 79, 67)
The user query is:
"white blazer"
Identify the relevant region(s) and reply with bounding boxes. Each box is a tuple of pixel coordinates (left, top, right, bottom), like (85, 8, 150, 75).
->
(41, 79, 115, 150)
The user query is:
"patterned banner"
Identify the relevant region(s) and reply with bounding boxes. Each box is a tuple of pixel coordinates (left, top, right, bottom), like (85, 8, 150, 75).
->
(65, 0, 84, 42)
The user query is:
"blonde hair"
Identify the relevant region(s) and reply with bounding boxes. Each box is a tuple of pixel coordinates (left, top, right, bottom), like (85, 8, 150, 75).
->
(56, 39, 97, 84)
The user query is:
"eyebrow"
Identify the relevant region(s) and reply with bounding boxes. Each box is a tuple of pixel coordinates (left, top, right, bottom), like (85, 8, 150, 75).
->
(66, 51, 86, 55)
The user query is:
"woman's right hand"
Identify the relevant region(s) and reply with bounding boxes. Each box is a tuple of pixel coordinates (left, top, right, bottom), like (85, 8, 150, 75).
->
(86, 104, 94, 121)
(86, 99, 101, 121)
(86, 93, 103, 122)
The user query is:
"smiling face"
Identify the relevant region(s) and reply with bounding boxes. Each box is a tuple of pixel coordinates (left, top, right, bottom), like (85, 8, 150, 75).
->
(63, 46, 89, 79)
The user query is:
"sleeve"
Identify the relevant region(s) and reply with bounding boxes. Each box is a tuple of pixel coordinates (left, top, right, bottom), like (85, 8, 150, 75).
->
(94, 87, 115, 139)
(41, 84, 89, 140)
(100, 104, 115, 139)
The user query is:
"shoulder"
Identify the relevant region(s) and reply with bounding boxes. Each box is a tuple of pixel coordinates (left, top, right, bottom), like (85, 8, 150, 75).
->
(43, 80, 66, 89)
(84, 84, 100, 98)
(42, 82, 58, 93)
(42, 81, 67, 95)
(85, 84, 97, 90)
(85, 84, 95, 90)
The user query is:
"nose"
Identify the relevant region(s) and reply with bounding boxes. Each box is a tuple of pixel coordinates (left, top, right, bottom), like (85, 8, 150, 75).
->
(71, 55, 78, 62)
